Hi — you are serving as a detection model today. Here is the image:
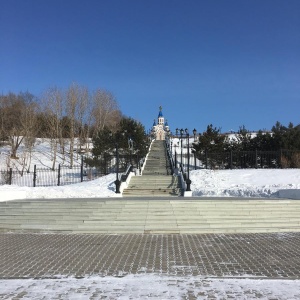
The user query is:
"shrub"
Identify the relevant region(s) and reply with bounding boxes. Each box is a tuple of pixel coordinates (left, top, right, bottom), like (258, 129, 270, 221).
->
(280, 155, 290, 168)
(291, 153, 300, 168)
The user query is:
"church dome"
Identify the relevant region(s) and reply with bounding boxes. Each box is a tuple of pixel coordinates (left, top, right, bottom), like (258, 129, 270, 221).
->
(158, 106, 163, 117)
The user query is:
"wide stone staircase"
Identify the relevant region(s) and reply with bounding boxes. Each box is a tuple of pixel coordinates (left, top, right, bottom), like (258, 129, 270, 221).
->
(1, 199, 300, 234)
(2, 140, 300, 234)
(123, 140, 181, 197)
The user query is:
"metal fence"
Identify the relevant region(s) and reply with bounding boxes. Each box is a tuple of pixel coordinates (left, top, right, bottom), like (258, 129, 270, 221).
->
(175, 149, 300, 170)
(0, 154, 141, 187)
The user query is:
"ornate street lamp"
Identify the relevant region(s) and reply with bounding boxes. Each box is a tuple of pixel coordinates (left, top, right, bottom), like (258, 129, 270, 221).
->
(166, 128, 170, 151)
(128, 137, 133, 166)
(127, 129, 136, 170)
(180, 128, 184, 167)
(185, 128, 191, 192)
(110, 132, 120, 194)
(193, 128, 197, 141)
(192, 129, 197, 170)
(174, 143, 177, 166)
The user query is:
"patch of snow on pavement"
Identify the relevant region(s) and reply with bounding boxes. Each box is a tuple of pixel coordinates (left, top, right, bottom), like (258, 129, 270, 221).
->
(1, 275, 300, 299)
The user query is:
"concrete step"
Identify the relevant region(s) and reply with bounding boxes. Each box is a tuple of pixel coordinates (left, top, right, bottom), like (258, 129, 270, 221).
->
(2, 204, 300, 211)
(1, 199, 300, 233)
(2, 203, 300, 210)
(123, 191, 177, 196)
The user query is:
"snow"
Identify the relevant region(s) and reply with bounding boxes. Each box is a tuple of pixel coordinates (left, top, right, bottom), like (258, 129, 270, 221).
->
(1, 168, 300, 201)
(190, 169, 300, 198)
(1, 137, 300, 201)
(0, 138, 85, 170)
(2, 139, 300, 298)
(1, 275, 300, 299)
(0, 173, 116, 201)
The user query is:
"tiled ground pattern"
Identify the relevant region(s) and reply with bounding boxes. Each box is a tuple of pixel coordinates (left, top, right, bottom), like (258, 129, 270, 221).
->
(1, 232, 300, 279)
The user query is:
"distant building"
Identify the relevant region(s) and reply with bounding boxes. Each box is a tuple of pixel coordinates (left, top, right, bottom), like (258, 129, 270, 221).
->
(151, 106, 169, 140)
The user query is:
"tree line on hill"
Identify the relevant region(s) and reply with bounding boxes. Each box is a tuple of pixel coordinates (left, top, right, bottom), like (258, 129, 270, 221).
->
(0, 83, 148, 171)
(192, 123, 300, 168)
(194, 123, 300, 152)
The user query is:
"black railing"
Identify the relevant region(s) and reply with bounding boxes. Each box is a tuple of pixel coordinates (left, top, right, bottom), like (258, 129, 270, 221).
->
(175, 149, 300, 170)
(0, 153, 142, 187)
(0, 165, 106, 187)
(120, 164, 133, 182)
(165, 139, 175, 175)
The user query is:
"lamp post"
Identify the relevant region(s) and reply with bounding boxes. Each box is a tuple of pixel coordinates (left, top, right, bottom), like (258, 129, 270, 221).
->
(127, 129, 136, 170)
(176, 128, 192, 192)
(128, 137, 133, 166)
(193, 128, 197, 170)
(165, 128, 170, 150)
(110, 132, 120, 194)
(180, 128, 184, 168)
(193, 128, 197, 142)
(174, 144, 177, 166)
(185, 128, 191, 191)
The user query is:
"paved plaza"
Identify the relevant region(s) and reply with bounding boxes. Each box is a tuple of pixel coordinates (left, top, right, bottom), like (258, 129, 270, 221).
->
(1, 232, 300, 279)
(1, 232, 300, 298)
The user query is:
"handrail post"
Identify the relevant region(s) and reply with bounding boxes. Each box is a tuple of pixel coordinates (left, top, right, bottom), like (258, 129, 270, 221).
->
(115, 143, 121, 193)
(186, 131, 191, 191)
(80, 156, 84, 182)
(9, 168, 12, 185)
(57, 164, 61, 186)
(33, 165, 37, 187)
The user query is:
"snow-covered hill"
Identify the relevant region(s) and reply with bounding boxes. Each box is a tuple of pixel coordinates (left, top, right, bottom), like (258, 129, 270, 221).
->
(1, 138, 300, 201)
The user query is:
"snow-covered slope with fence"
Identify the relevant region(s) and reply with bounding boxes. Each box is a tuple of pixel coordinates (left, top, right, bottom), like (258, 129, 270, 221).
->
(1, 138, 300, 201)
(1, 168, 300, 201)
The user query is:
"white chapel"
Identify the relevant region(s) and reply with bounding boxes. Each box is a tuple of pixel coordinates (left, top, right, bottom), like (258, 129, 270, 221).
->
(151, 106, 169, 140)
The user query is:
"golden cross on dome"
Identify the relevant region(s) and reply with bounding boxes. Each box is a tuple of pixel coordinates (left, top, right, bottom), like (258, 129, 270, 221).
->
(159, 105, 162, 111)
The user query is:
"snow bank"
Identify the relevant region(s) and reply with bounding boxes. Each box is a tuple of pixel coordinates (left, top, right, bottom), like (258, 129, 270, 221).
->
(0, 188, 27, 201)
(190, 169, 300, 198)
(0, 174, 116, 201)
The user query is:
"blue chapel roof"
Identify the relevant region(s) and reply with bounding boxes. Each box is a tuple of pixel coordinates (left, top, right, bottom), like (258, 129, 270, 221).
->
(158, 106, 163, 118)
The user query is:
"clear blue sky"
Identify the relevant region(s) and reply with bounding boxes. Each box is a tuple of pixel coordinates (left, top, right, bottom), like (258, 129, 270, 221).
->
(1, 0, 299, 133)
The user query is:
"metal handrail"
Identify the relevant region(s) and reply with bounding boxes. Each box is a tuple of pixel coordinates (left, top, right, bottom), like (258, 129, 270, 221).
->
(120, 164, 133, 182)
(165, 140, 175, 174)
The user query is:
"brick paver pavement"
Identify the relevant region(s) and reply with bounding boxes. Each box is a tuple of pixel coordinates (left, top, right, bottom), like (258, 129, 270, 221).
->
(1, 232, 300, 279)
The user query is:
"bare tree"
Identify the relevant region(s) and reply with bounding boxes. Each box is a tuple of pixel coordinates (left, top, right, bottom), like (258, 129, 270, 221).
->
(0, 92, 38, 160)
(22, 101, 38, 172)
(76, 86, 89, 156)
(66, 83, 82, 167)
(42, 87, 64, 170)
(91, 89, 121, 137)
